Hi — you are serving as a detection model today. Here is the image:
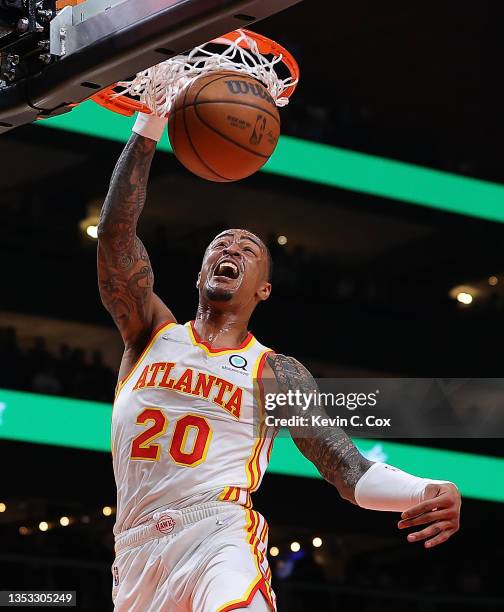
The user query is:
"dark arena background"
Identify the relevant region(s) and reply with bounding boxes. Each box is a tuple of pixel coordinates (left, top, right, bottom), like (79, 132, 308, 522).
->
(1, 1, 504, 610)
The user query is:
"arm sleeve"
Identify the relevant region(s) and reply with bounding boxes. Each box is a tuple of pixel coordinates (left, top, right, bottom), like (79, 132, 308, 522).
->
(132, 113, 167, 142)
(354, 462, 454, 512)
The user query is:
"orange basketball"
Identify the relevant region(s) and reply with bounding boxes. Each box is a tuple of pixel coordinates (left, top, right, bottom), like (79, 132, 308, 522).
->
(168, 71, 280, 182)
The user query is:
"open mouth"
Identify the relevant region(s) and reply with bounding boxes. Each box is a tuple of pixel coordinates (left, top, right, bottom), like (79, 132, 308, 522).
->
(213, 259, 240, 280)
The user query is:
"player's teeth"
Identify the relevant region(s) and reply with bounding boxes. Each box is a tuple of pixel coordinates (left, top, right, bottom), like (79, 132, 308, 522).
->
(215, 261, 238, 278)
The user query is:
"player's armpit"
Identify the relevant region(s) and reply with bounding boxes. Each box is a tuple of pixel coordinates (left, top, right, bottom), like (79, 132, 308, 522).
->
(97, 133, 174, 345)
(265, 354, 372, 503)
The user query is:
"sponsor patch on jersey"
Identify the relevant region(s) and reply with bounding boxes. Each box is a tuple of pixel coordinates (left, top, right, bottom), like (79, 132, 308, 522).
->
(155, 514, 176, 535)
(229, 355, 248, 370)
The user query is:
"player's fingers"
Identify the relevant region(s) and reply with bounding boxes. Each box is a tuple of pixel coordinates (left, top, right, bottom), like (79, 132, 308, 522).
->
(401, 491, 449, 519)
(424, 526, 458, 549)
(406, 521, 451, 543)
(398, 509, 451, 529)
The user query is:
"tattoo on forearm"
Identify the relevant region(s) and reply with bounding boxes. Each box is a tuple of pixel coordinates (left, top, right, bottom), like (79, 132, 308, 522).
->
(97, 134, 157, 336)
(267, 354, 372, 503)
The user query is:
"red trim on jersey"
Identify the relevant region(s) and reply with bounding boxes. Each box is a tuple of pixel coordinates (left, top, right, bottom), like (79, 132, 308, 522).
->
(248, 349, 274, 490)
(249, 435, 266, 491)
(256, 349, 274, 419)
(189, 320, 254, 353)
(256, 349, 273, 380)
(262, 349, 279, 469)
(116, 319, 175, 387)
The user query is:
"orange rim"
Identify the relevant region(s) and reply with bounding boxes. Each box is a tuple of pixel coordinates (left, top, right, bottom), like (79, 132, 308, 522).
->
(90, 28, 299, 117)
(91, 85, 151, 117)
(213, 29, 299, 100)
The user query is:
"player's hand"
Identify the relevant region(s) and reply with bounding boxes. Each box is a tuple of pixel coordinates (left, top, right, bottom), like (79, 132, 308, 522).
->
(397, 483, 461, 548)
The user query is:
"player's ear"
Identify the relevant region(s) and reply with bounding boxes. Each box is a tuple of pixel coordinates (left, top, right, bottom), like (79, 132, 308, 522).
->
(196, 272, 201, 289)
(257, 281, 271, 302)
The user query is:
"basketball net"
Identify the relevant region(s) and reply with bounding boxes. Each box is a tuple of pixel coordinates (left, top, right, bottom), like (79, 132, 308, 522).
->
(104, 29, 299, 117)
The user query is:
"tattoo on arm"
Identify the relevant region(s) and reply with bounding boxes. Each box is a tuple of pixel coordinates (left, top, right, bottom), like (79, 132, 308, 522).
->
(266, 354, 372, 503)
(97, 134, 157, 342)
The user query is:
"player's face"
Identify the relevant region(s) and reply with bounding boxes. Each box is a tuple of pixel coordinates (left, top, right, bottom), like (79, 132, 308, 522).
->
(198, 230, 271, 306)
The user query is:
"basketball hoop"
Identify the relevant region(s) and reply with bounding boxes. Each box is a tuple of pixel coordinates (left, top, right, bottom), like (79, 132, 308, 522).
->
(90, 29, 299, 118)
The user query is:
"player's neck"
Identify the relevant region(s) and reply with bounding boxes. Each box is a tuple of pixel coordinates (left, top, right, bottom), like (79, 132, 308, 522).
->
(193, 307, 250, 349)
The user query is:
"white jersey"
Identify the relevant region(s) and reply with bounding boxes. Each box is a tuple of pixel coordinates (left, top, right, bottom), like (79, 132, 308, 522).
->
(111, 321, 274, 536)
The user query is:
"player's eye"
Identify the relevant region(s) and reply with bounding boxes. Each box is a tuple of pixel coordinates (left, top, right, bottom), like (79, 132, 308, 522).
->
(244, 247, 256, 255)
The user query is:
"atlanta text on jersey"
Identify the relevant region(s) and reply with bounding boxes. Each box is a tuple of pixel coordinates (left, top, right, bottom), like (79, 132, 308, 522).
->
(131, 361, 244, 419)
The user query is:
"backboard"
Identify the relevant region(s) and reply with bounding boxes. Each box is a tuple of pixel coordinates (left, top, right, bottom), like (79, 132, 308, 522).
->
(0, 0, 302, 134)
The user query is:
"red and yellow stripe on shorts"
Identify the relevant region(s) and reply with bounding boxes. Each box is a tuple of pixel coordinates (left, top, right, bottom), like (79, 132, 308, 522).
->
(216, 508, 275, 612)
(244, 508, 275, 610)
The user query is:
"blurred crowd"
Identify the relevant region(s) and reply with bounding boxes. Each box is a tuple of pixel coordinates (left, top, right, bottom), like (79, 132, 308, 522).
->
(0, 326, 116, 402)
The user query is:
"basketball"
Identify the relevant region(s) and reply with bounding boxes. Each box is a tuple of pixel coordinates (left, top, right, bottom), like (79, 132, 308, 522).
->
(168, 71, 281, 182)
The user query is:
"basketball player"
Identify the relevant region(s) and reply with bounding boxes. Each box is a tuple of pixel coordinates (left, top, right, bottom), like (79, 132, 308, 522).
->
(97, 113, 461, 611)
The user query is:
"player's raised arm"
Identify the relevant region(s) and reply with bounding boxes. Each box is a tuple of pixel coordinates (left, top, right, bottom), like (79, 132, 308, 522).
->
(97, 114, 175, 348)
(266, 354, 461, 548)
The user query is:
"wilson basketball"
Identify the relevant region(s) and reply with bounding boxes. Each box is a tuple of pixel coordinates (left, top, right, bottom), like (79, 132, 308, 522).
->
(168, 71, 281, 182)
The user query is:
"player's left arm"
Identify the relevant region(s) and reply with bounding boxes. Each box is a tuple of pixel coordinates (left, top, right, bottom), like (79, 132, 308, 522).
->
(266, 354, 461, 548)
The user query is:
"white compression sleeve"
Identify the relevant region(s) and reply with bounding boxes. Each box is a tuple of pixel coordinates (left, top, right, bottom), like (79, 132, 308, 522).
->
(132, 113, 167, 142)
(354, 462, 453, 512)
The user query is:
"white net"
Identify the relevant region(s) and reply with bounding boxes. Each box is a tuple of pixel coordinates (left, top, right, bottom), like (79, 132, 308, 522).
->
(113, 30, 297, 117)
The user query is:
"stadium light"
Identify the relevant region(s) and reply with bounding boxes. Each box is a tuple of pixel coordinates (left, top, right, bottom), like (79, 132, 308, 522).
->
(312, 537, 323, 548)
(39, 521, 49, 532)
(60, 516, 70, 527)
(269, 546, 280, 557)
(456, 292, 473, 305)
(86, 225, 98, 239)
(79, 201, 100, 241)
(290, 541, 301, 552)
(449, 285, 476, 305)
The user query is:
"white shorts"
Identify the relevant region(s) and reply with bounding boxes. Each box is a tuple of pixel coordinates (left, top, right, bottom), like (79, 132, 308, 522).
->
(111, 501, 276, 611)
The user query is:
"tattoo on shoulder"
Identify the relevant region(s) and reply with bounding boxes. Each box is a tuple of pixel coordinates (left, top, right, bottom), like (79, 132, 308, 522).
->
(267, 354, 372, 502)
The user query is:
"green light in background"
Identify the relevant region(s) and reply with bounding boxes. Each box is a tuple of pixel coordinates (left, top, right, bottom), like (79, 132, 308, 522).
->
(1, 388, 502, 503)
(37, 101, 504, 224)
(269, 437, 504, 504)
(0, 388, 110, 452)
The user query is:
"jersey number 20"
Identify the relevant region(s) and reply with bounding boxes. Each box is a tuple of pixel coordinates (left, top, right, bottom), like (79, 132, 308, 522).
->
(130, 408, 212, 467)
